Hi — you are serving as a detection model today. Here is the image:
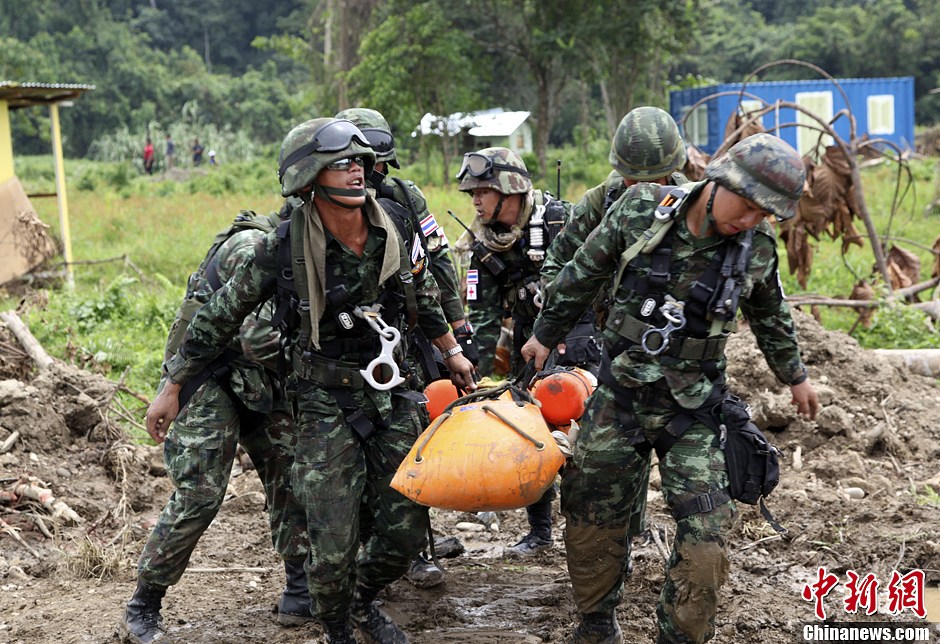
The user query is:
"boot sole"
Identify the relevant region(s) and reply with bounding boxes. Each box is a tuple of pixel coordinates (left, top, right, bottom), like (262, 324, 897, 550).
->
(115, 616, 172, 643)
(275, 611, 317, 627)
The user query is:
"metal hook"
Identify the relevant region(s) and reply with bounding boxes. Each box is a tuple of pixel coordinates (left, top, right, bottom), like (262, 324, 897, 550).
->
(355, 308, 405, 391)
(640, 297, 687, 356)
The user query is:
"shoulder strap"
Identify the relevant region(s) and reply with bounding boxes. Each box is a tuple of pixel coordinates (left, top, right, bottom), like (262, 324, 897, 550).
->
(609, 186, 690, 299)
(391, 177, 431, 257)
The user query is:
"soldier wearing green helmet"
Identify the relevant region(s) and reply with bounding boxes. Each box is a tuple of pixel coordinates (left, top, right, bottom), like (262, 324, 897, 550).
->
(333, 108, 474, 588)
(524, 132, 818, 643)
(542, 106, 689, 286)
(541, 106, 691, 570)
(145, 117, 475, 644)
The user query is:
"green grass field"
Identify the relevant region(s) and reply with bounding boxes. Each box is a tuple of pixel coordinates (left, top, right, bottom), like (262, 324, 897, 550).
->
(4, 153, 938, 439)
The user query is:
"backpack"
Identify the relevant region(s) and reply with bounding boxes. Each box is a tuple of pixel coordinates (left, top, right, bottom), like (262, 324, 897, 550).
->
(164, 210, 280, 360)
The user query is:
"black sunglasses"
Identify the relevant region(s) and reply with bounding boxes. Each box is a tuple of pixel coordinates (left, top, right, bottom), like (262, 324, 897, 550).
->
(455, 152, 530, 180)
(279, 120, 371, 179)
(325, 156, 367, 171)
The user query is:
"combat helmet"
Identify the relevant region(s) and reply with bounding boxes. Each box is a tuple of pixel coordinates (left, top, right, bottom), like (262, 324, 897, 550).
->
(704, 133, 805, 221)
(457, 147, 532, 195)
(335, 108, 399, 169)
(609, 106, 687, 181)
(278, 117, 375, 198)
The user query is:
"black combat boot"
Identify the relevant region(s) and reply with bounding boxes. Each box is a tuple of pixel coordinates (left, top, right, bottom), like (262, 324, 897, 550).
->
(505, 489, 553, 558)
(403, 552, 444, 589)
(116, 579, 170, 643)
(567, 610, 624, 644)
(322, 616, 357, 643)
(351, 584, 408, 644)
(275, 558, 315, 626)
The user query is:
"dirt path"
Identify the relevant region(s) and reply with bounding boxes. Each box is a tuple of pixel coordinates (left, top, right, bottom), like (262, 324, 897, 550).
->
(1, 312, 939, 643)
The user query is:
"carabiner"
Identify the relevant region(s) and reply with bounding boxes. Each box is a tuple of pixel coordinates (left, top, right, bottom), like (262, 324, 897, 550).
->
(356, 307, 406, 391)
(640, 298, 687, 356)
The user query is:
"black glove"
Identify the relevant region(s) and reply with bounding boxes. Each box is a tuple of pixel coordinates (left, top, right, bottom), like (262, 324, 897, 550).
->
(454, 324, 480, 367)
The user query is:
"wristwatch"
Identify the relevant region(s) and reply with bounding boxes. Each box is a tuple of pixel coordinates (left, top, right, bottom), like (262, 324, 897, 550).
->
(453, 322, 474, 339)
(442, 345, 464, 359)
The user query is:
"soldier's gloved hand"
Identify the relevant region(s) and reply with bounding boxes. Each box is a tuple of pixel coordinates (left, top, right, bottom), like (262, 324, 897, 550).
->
(453, 323, 480, 367)
(551, 429, 573, 459)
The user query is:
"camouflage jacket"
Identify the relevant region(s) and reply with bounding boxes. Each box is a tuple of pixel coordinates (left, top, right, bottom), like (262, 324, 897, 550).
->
(376, 175, 464, 325)
(542, 170, 687, 286)
(163, 225, 280, 414)
(534, 180, 805, 409)
(464, 189, 570, 374)
(165, 204, 450, 394)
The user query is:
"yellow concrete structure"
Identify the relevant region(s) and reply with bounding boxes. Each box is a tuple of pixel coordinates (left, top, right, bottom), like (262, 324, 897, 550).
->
(0, 81, 94, 285)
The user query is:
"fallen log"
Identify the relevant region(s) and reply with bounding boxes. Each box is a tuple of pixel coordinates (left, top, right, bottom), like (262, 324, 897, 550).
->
(873, 349, 940, 377)
(0, 310, 53, 370)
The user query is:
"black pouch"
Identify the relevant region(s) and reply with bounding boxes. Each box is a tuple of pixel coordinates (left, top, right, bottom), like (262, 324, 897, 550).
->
(718, 396, 785, 533)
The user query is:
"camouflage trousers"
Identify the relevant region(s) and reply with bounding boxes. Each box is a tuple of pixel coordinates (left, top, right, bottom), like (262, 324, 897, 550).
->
(561, 385, 736, 644)
(292, 379, 428, 623)
(137, 378, 308, 587)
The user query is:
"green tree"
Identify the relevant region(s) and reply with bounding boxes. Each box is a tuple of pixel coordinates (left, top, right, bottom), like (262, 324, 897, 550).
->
(347, 0, 482, 183)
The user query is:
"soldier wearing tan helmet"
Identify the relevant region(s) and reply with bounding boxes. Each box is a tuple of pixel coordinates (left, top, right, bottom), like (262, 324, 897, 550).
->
(455, 146, 578, 558)
(524, 133, 818, 643)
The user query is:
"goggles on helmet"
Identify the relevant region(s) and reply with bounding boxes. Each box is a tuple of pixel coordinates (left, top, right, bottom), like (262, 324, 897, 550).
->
(455, 152, 530, 181)
(360, 128, 395, 156)
(278, 120, 371, 180)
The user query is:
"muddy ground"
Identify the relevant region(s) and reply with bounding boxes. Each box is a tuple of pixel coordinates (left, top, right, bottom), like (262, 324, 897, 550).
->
(1, 311, 939, 643)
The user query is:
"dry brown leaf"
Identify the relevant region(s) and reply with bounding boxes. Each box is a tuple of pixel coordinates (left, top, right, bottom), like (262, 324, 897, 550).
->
(683, 145, 709, 181)
(782, 223, 813, 288)
(796, 194, 828, 234)
(932, 236, 940, 278)
(822, 145, 853, 177)
(723, 111, 766, 147)
(849, 280, 875, 329)
(886, 246, 920, 296)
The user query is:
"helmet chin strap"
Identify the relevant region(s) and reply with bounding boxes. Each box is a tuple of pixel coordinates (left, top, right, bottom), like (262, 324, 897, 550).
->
(484, 194, 506, 225)
(314, 181, 367, 210)
(702, 183, 719, 237)
(367, 168, 387, 191)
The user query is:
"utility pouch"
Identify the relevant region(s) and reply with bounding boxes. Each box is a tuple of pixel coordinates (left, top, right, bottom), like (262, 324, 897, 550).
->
(718, 396, 780, 504)
(472, 240, 508, 277)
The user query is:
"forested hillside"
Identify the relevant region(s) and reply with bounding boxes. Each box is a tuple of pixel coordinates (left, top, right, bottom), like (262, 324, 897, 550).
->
(3, 0, 940, 166)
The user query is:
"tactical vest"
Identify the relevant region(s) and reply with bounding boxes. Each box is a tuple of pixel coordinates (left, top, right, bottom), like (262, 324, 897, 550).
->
(164, 210, 281, 360)
(269, 206, 418, 384)
(471, 192, 567, 312)
(604, 186, 755, 370)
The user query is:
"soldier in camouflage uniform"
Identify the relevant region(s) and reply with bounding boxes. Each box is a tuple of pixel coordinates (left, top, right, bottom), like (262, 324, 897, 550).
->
(455, 146, 577, 557)
(146, 117, 475, 644)
(335, 107, 477, 587)
(118, 206, 311, 644)
(541, 105, 688, 577)
(523, 133, 819, 643)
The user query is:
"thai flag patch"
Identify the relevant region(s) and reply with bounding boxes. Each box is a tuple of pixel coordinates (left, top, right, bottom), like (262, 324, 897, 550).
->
(466, 269, 479, 284)
(420, 213, 439, 237)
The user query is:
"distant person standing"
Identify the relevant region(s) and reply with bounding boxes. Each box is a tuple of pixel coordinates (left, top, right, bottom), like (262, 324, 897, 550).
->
(192, 138, 204, 166)
(208, 150, 218, 166)
(165, 134, 175, 170)
(143, 138, 155, 175)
